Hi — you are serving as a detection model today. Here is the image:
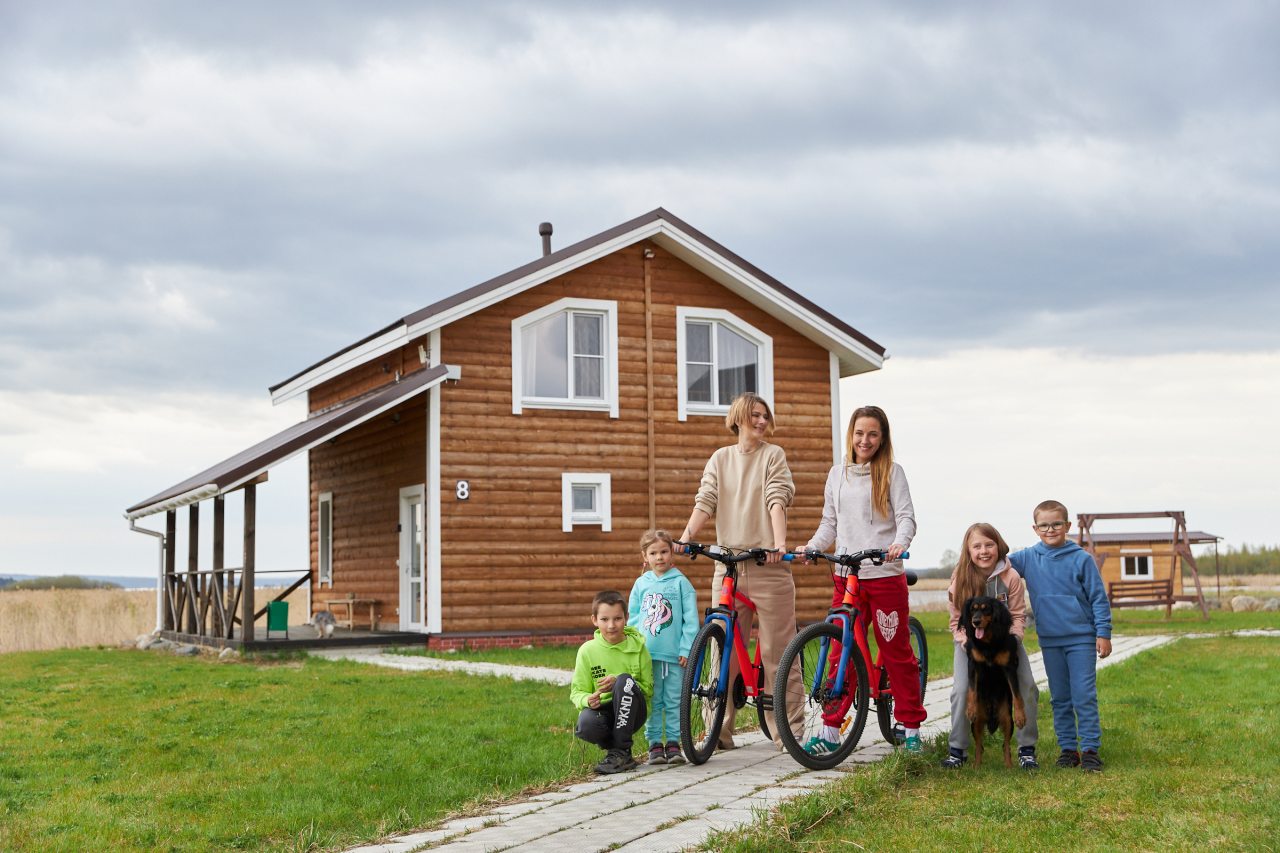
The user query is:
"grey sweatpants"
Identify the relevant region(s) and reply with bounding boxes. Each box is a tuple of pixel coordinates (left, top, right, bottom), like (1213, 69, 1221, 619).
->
(948, 638, 1039, 753)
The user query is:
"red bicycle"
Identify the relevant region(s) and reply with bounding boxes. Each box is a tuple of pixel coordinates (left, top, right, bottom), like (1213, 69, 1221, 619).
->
(676, 541, 784, 765)
(774, 548, 929, 770)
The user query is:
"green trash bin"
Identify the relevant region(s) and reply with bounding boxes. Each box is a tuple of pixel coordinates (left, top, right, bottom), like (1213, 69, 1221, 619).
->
(266, 600, 289, 640)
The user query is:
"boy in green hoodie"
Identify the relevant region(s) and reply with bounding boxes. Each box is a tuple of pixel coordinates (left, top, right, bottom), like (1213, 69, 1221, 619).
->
(571, 590, 654, 774)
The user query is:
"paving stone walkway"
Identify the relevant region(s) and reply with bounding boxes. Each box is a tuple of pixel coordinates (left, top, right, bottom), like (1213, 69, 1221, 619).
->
(316, 632, 1183, 852)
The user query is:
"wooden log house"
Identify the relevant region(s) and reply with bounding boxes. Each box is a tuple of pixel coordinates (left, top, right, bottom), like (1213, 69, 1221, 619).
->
(125, 209, 888, 648)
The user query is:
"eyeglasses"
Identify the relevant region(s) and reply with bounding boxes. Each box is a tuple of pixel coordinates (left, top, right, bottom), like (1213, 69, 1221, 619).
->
(1034, 521, 1068, 532)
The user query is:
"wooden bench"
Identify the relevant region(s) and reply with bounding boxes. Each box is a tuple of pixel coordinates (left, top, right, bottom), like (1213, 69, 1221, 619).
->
(1108, 578, 1174, 618)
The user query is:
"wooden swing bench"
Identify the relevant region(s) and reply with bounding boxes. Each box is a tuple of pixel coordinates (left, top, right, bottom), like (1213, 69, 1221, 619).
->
(1107, 578, 1175, 617)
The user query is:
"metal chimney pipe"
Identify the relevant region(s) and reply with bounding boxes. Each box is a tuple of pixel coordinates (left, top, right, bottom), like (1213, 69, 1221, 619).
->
(539, 222, 553, 257)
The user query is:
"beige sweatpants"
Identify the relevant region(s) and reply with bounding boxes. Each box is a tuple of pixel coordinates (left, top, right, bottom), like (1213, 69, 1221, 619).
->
(709, 562, 805, 745)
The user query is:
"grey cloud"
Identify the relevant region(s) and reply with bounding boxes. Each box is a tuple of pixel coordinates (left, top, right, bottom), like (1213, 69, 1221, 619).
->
(1, 1, 1278, 398)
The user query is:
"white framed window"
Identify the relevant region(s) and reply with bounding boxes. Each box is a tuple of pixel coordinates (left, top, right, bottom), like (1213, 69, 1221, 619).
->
(512, 297, 619, 417)
(1121, 553, 1152, 579)
(675, 307, 773, 421)
(561, 473, 612, 532)
(317, 491, 333, 586)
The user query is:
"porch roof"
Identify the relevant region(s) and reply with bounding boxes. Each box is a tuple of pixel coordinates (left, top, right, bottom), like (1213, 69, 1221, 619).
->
(124, 363, 452, 520)
(1076, 531, 1221, 545)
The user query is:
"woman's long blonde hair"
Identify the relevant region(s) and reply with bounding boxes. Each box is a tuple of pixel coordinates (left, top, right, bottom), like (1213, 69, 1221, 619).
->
(846, 405, 893, 519)
(949, 523, 1011, 610)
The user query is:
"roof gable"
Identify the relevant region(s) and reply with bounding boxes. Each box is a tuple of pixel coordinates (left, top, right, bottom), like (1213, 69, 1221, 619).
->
(270, 208, 885, 405)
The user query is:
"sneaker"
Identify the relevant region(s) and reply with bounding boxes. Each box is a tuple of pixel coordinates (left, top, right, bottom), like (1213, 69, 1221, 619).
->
(1018, 747, 1039, 771)
(902, 735, 923, 753)
(803, 735, 841, 757)
(595, 750, 638, 775)
(665, 742, 685, 765)
(940, 748, 966, 769)
(647, 744, 667, 765)
(1080, 750, 1104, 772)
(1055, 749, 1081, 769)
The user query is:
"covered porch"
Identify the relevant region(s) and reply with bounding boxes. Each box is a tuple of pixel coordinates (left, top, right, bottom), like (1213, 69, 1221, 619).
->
(125, 365, 451, 650)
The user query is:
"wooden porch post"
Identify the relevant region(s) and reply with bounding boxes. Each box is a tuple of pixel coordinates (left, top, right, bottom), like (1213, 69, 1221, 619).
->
(241, 483, 256, 641)
(187, 503, 200, 634)
(213, 495, 226, 637)
(163, 510, 177, 630)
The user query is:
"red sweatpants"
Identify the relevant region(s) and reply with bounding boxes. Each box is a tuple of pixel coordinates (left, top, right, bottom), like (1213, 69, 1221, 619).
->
(823, 573, 926, 727)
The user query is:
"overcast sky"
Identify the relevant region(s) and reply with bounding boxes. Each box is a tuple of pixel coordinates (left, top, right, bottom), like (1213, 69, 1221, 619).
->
(2, 1, 1277, 579)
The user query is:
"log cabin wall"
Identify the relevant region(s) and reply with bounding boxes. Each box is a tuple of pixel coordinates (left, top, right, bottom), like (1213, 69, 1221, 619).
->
(308, 394, 426, 625)
(436, 241, 837, 632)
(1095, 542, 1186, 595)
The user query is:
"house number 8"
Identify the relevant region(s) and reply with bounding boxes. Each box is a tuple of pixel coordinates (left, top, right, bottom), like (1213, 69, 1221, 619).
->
(455, 480, 470, 501)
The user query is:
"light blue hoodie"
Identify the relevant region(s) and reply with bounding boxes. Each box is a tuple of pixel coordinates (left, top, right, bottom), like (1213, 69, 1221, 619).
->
(1009, 540, 1112, 648)
(628, 567, 699, 664)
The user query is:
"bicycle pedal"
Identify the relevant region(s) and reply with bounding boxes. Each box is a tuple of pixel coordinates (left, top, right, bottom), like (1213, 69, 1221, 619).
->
(757, 693, 773, 712)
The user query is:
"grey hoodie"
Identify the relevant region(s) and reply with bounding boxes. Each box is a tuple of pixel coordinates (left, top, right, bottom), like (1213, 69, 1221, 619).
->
(803, 462, 916, 580)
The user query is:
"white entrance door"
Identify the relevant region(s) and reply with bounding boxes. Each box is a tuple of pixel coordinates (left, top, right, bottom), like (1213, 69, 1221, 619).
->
(399, 485, 426, 631)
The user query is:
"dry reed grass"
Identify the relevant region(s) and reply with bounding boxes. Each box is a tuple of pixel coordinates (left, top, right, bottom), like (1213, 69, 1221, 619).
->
(0, 586, 311, 654)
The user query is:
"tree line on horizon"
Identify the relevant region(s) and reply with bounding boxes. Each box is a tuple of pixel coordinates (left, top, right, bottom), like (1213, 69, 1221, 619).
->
(0, 576, 123, 592)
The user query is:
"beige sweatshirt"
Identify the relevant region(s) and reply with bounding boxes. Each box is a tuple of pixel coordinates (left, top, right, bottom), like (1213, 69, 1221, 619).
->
(947, 559, 1028, 643)
(693, 442, 794, 549)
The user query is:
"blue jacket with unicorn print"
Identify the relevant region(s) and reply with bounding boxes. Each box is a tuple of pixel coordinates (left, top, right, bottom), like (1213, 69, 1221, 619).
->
(628, 567, 698, 664)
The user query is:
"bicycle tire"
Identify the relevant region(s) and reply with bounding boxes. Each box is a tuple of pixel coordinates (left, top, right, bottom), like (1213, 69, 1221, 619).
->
(774, 621, 870, 770)
(680, 621, 728, 765)
(755, 670, 773, 744)
(876, 615, 929, 744)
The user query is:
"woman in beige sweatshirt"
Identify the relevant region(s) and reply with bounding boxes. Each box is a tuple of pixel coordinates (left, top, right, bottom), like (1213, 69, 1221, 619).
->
(679, 393, 798, 749)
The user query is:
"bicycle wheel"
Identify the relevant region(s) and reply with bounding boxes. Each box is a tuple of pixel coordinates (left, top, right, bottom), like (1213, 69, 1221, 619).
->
(754, 668, 773, 744)
(774, 621, 870, 770)
(876, 615, 929, 744)
(680, 621, 728, 765)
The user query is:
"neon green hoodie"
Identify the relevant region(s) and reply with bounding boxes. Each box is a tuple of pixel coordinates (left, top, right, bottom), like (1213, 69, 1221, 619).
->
(570, 625, 653, 709)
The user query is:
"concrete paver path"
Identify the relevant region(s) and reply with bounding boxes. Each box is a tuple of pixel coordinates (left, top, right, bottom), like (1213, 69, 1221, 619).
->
(326, 634, 1180, 852)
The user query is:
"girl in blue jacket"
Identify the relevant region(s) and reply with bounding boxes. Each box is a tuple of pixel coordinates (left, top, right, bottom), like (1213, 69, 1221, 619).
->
(629, 529, 699, 765)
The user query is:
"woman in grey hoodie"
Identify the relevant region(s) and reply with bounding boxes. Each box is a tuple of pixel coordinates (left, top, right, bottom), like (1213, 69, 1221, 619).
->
(796, 405, 924, 755)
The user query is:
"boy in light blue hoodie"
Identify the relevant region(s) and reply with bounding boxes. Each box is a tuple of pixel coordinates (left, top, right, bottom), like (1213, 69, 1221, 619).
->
(628, 529, 698, 766)
(1009, 499, 1112, 772)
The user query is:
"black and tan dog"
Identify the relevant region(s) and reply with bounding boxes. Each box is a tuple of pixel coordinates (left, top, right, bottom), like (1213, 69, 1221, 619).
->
(961, 596, 1027, 767)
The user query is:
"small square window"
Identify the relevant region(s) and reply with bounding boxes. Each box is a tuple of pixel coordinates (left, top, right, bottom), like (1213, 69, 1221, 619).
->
(561, 473, 611, 532)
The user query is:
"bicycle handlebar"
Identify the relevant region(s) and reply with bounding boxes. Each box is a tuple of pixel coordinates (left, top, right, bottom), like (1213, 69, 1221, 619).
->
(676, 540, 792, 566)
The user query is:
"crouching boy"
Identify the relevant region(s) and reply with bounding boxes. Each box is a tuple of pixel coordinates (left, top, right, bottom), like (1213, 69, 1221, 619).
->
(571, 590, 654, 774)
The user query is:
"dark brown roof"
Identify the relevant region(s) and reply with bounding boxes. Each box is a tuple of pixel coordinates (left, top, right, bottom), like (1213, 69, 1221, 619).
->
(1075, 531, 1221, 545)
(126, 364, 449, 518)
(270, 208, 884, 394)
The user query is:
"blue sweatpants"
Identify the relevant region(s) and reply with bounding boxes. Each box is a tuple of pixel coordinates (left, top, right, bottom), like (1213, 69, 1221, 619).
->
(645, 660, 685, 745)
(1041, 642, 1101, 752)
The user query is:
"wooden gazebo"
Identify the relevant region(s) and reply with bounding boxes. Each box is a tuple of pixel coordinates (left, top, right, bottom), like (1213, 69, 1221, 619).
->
(1076, 510, 1214, 619)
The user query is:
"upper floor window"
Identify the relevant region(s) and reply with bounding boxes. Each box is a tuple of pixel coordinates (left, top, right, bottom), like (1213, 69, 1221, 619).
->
(675, 307, 773, 421)
(511, 298, 619, 417)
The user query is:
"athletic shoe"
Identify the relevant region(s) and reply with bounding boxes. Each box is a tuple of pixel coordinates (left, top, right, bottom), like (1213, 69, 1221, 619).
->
(902, 735, 923, 753)
(1018, 747, 1039, 771)
(802, 735, 841, 757)
(648, 744, 667, 765)
(665, 742, 685, 765)
(1080, 750, 1104, 772)
(1055, 749, 1081, 769)
(595, 750, 638, 775)
(940, 748, 966, 769)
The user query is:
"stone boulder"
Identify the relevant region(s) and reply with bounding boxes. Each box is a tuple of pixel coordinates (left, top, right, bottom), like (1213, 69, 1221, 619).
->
(1230, 595, 1262, 612)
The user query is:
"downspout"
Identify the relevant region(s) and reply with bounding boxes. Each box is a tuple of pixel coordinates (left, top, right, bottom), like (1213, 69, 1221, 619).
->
(129, 519, 166, 633)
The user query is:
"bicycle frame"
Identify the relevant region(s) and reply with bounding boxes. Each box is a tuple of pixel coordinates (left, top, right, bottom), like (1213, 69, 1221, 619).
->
(814, 574, 886, 703)
(694, 566, 764, 706)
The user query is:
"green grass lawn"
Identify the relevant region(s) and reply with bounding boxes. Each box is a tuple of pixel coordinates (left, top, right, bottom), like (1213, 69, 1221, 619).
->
(0, 649, 591, 852)
(702, 634, 1280, 851)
